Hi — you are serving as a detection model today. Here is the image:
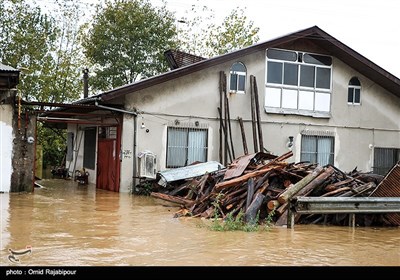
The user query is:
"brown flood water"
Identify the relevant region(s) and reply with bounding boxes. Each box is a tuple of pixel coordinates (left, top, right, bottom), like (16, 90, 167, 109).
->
(1, 179, 399, 266)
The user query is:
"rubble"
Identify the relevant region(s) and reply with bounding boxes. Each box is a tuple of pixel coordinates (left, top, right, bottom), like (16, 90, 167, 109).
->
(150, 151, 399, 227)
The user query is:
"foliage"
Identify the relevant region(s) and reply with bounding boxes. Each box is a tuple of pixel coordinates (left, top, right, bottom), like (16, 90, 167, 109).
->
(206, 8, 260, 57)
(0, 0, 84, 102)
(209, 192, 259, 232)
(36, 123, 67, 169)
(177, 2, 260, 57)
(263, 208, 276, 230)
(81, 0, 178, 92)
(0, 0, 89, 168)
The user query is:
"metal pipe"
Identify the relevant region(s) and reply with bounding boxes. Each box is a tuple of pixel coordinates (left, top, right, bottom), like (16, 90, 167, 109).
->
(132, 115, 137, 194)
(94, 101, 137, 116)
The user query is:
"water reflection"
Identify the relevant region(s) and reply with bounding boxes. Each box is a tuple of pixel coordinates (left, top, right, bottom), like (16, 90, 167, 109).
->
(1, 179, 399, 266)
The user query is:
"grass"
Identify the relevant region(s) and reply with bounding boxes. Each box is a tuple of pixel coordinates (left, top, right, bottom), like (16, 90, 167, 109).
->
(207, 192, 275, 232)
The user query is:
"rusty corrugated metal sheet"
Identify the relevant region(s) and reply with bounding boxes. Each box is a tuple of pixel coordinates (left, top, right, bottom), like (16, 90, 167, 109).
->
(223, 153, 257, 181)
(370, 161, 400, 225)
(223, 152, 278, 180)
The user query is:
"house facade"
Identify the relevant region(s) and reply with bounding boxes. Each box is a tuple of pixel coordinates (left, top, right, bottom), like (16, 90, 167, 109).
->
(62, 26, 400, 193)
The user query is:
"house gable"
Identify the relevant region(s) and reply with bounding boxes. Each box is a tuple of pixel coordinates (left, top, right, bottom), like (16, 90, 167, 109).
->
(99, 25, 400, 103)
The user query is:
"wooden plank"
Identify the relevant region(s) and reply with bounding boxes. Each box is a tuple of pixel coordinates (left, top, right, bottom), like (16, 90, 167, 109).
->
(251, 75, 264, 152)
(215, 163, 287, 191)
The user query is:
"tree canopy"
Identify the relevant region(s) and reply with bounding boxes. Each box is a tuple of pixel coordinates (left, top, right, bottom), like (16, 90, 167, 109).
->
(82, 0, 178, 91)
(177, 4, 260, 58)
(0, 0, 84, 102)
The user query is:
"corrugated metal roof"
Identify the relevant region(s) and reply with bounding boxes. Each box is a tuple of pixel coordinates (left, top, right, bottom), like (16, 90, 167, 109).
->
(370, 161, 400, 226)
(0, 63, 18, 72)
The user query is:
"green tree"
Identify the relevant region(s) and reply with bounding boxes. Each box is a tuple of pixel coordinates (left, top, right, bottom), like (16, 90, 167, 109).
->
(0, 0, 87, 168)
(177, 3, 260, 58)
(82, 0, 178, 92)
(206, 8, 260, 56)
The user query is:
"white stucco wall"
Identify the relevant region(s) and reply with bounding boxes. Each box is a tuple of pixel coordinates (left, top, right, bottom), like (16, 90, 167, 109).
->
(0, 104, 14, 192)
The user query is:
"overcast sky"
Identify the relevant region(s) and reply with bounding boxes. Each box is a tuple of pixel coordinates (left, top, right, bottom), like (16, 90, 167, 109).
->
(150, 0, 400, 78)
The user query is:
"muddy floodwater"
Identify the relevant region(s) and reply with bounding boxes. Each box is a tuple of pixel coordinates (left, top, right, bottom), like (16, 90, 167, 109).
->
(1, 179, 399, 266)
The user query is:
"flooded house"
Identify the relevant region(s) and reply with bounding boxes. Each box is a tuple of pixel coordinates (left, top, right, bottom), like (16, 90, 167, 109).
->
(40, 25, 400, 193)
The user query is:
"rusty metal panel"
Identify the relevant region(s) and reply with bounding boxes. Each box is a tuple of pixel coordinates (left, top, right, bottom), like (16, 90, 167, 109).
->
(223, 153, 257, 181)
(223, 152, 278, 180)
(370, 161, 400, 225)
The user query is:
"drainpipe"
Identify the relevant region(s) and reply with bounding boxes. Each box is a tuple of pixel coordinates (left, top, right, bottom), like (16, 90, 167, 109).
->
(133, 115, 137, 194)
(94, 101, 138, 193)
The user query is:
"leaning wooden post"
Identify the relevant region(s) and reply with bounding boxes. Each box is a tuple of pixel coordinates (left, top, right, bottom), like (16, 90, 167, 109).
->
(252, 75, 264, 152)
(249, 76, 258, 153)
(238, 117, 248, 155)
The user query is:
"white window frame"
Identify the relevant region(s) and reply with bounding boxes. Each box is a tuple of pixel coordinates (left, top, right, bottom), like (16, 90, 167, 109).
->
(300, 131, 335, 166)
(229, 62, 246, 94)
(265, 48, 332, 118)
(348, 77, 361, 105)
(166, 123, 208, 168)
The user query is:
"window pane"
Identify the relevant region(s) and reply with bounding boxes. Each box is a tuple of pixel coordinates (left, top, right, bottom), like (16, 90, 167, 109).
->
(267, 61, 283, 84)
(167, 127, 208, 168)
(282, 89, 297, 109)
(83, 128, 96, 169)
(238, 75, 246, 91)
(231, 62, 246, 72)
(354, 88, 360, 103)
(348, 88, 354, 103)
(349, 77, 360, 86)
(284, 63, 298, 86)
(230, 74, 237, 91)
(317, 137, 334, 166)
(187, 130, 207, 164)
(303, 53, 332, 65)
(300, 65, 315, 87)
(167, 128, 187, 167)
(265, 87, 281, 107)
(316, 67, 331, 89)
(299, 90, 314, 110)
(315, 92, 330, 112)
(267, 49, 297, 61)
(301, 135, 334, 166)
(301, 135, 317, 163)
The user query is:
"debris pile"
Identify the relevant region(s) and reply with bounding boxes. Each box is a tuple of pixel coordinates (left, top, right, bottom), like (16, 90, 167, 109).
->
(150, 151, 398, 227)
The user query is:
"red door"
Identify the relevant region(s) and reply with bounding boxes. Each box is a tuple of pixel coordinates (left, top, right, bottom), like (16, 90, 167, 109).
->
(96, 125, 121, 192)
